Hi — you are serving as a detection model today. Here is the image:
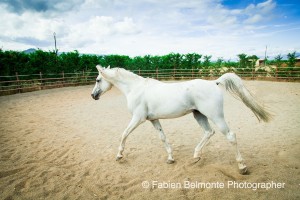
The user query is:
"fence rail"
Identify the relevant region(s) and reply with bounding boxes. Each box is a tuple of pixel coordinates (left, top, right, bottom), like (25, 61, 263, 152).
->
(1, 67, 300, 96)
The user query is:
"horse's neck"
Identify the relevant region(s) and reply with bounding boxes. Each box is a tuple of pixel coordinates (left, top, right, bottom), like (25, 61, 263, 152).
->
(111, 76, 144, 95)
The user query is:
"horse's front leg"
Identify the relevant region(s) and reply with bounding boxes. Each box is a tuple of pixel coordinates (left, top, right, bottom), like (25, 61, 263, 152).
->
(116, 115, 145, 161)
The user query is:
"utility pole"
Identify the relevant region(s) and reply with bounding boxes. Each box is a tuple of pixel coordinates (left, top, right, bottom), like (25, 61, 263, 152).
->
(53, 32, 58, 55)
(264, 45, 267, 67)
(53, 32, 58, 68)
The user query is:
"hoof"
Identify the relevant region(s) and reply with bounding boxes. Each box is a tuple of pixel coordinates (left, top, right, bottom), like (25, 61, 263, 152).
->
(166, 159, 175, 164)
(238, 163, 248, 175)
(116, 156, 123, 161)
(194, 157, 201, 163)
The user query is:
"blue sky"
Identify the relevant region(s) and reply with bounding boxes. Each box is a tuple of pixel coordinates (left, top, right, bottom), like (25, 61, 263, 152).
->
(0, 0, 299, 60)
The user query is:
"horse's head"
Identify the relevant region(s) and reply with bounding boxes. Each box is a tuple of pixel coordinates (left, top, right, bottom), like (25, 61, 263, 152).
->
(91, 65, 113, 100)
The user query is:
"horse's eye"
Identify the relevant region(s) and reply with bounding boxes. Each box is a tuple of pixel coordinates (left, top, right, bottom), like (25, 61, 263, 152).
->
(96, 79, 101, 83)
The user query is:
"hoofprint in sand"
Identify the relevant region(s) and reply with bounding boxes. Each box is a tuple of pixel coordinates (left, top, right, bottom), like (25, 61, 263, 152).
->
(0, 81, 299, 199)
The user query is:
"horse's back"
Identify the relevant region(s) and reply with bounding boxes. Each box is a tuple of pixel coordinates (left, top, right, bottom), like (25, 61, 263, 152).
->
(141, 79, 223, 120)
(144, 79, 222, 103)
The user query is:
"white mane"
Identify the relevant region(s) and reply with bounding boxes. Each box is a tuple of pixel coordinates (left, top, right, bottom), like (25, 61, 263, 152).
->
(111, 68, 143, 81)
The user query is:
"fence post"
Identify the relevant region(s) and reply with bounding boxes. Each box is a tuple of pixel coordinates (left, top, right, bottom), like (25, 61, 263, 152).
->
(173, 67, 176, 79)
(15, 72, 21, 93)
(83, 70, 85, 83)
(138, 69, 141, 76)
(62, 71, 65, 87)
(156, 68, 158, 79)
(192, 67, 194, 79)
(39, 72, 43, 90)
(275, 67, 278, 81)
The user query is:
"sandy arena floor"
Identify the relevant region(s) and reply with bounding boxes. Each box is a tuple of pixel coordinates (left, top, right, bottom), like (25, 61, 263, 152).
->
(0, 81, 299, 199)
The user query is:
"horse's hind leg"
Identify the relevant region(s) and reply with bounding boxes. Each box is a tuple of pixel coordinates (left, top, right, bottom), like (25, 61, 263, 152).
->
(212, 116, 248, 174)
(193, 111, 215, 160)
(151, 120, 174, 164)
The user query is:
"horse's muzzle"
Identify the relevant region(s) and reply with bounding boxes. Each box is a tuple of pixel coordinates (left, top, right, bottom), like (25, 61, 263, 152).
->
(91, 93, 100, 100)
(91, 89, 102, 100)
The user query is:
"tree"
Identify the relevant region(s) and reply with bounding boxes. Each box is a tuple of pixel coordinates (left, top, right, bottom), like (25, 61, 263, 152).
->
(182, 53, 202, 69)
(248, 55, 259, 68)
(168, 53, 182, 70)
(287, 51, 297, 69)
(161, 53, 177, 69)
(79, 54, 99, 72)
(131, 56, 145, 70)
(4, 49, 296, 78)
(202, 55, 212, 68)
(274, 54, 283, 68)
(237, 53, 248, 68)
(27, 49, 57, 74)
(143, 55, 153, 70)
(215, 57, 224, 68)
(150, 55, 163, 69)
(59, 50, 80, 72)
(102, 55, 130, 69)
(0, 50, 30, 76)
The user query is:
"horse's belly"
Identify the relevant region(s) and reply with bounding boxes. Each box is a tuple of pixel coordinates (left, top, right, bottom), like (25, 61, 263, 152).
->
(147, 110, 193, 120)
(146, 102, 195, 120)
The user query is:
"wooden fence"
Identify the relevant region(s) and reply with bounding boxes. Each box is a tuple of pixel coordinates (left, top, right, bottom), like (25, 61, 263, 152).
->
(1, 67, 300, 96)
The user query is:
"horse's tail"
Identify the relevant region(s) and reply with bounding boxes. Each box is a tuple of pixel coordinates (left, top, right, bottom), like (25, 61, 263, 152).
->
(215, 73, 272, 122)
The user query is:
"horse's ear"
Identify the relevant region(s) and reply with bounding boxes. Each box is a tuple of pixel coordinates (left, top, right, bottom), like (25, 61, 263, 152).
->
(107, 65, 110, 69)
(96, 65, 103, 72)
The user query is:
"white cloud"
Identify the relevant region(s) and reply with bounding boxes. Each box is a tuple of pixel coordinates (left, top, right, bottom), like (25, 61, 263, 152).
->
(257, 0, 276, 13)
(63, 16, 140, 50)
(0, 0, 299, 59)
(243, 0, 276, 24)
(0, 4, 66, 45)
(114, 17, 140, 35)
(244, 14, 263, 24)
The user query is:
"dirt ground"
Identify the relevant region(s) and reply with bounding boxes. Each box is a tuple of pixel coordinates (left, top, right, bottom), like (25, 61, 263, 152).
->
(0, 81, 299, 200)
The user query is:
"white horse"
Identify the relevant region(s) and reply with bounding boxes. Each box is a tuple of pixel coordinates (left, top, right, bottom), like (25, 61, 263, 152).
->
(91, 65, 272, 174)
